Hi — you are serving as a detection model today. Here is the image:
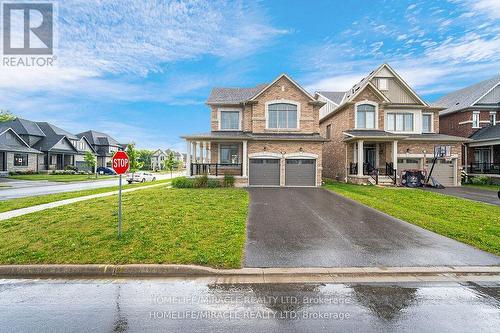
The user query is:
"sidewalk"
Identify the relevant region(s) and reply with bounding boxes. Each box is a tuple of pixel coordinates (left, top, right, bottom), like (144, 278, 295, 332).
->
(0, 182, 171, 221)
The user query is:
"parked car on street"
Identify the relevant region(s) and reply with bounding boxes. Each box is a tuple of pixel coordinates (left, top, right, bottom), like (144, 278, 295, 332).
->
(96, 167, 116, 175)
(126, 172, 156, 184)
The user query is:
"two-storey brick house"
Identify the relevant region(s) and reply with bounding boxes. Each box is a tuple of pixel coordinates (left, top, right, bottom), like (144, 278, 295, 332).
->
(436, 75, 500, 175)
(182, 74, 327, 187)
(318, 63, 468, 187)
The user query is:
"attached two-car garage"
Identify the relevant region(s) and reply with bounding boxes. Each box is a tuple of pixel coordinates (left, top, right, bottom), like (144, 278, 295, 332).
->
(249, 158, 316, 187)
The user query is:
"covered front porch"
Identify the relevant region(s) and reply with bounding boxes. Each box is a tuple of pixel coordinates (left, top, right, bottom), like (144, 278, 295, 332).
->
(347, 139, 399, 185)
(46, 152, 76, 171)
(185, 139, 248, 178)
(465, 142, 500, 176)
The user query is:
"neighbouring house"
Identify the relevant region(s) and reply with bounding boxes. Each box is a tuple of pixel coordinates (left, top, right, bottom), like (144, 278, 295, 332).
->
(1, 118, 90, 171)
(0, 125, 42, 174)
(77, 130, 125, 167)
(151, 149, 168, 170)
(182, 73, 327, 187)
(318, 63, 469, 187)
(436, 75, 500, 177)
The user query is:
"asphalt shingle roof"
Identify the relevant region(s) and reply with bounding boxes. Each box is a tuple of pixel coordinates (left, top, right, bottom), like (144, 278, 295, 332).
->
(469, 125, 500, 141)
(435, 75, 500, 115)
(317, 91, 345, 105)
(77, 130, 121, 147)
(182, 131, 327, 142)
(0, 127, 42, 154)
(32, 122, 78, 152)
(36, 122, 78, 140)
(206, 84, 268, 104)
(1, 118, 45, 136)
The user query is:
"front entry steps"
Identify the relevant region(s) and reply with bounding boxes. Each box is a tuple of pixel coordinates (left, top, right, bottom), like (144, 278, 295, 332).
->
(368, 175, 396, 186)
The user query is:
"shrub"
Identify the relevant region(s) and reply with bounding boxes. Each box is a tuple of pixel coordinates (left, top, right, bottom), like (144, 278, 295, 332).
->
(52, 170, 76, 175)
(471, 175, 492, 185)
(9, 170, 38, 176)
(64, 165, 78, 171)
(172, 177, 194, 188)
(222, 174, 235, 187)
(193, 174, 208, 188)
(207, 178, 222, 188)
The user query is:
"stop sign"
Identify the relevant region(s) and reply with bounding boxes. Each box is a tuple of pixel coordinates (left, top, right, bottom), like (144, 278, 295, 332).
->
(112, 151, 129, 175)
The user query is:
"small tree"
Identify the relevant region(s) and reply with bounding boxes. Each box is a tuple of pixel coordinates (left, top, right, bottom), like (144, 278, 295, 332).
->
(83, 151, 97, 178)
(164, 152, 177, 178)
(126, 142, 143, 177)
(0, 110, 15, 122)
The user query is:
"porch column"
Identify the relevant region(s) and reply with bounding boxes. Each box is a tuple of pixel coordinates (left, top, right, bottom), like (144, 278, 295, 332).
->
(192, 142, 198, 163)
(202, 141, 208, 163)
(242, 140, 248, 177)
(464, 144, 468, 171)
(392, 140, 398, 172)
(186, 140, 191, 176)
(375, 143, 380, 168)
(357, 140, 364, 177)
(207, 142, 211, 163)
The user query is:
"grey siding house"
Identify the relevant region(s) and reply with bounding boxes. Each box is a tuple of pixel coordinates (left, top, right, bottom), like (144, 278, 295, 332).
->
(0, 126, 42, 174)
(77, 130, 125, 167)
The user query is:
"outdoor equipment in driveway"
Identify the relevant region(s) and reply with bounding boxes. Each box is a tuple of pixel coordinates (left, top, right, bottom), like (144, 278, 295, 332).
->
(249, 158, 280, 186)
(401, 170, 425, 188)
(285, 159, 316, 186)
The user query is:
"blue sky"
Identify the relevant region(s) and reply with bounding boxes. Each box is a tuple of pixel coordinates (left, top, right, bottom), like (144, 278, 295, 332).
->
(1, 0, 499, 151)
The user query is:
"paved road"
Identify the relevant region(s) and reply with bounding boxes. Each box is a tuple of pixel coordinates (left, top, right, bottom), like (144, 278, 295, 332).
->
(422, 186, 500, 205)
(0, 172, 183, 200)
(0, 278, 498, 332)
(244, 188, 500, 267)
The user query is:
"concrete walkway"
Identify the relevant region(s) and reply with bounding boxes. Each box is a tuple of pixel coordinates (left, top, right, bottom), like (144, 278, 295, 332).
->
(0, 182, 171, 221)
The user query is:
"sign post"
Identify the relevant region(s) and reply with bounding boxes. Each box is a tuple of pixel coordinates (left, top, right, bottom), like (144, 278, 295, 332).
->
(111, 151, 130, 238)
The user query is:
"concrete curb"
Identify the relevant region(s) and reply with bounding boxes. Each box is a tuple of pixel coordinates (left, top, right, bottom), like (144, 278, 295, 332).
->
(0, 264, 499, 278)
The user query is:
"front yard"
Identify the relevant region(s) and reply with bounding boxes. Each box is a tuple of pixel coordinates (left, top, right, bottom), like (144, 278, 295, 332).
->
(9, 174, 114, 182)
(0, 187, 248, 268)
(324, 181, 500, 255)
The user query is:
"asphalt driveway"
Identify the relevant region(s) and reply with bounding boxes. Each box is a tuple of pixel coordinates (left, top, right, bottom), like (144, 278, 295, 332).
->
(421, 186, 500, 206)
(244, 188, 500, 267)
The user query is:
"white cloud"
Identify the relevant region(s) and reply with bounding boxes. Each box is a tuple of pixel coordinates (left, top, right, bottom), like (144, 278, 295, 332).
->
(425, 33, 500, 63)
(463, 0, 500, 19)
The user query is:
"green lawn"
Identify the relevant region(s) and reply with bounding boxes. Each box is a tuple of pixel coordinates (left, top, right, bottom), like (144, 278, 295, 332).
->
(324, 181, 500, 255)
(0, 179, 172, 213)
(0, 187, 249, 268)
(9, 174, 114, 182)
(463, 183, 500, 191)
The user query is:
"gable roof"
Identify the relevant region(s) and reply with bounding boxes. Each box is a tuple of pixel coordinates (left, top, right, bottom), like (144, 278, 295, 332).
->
(0, 127, 43, 154)
(207, 84, 268, 105)
(77, 130, 121, 147)
(1, 118, 46, 137)
(469, 125, 500, 142)
(36, 122, 79, 140)
(316, 91, 345, 105)
(435, 75, 500, 116)
(33, 122, 79, 152)
(249, 74, 316, 102)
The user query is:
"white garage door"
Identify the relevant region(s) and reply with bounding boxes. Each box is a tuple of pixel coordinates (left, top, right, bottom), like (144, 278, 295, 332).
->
(285, 159, 316, 187)
(428, 159, 456, 187)
(249, 158, 280, 186)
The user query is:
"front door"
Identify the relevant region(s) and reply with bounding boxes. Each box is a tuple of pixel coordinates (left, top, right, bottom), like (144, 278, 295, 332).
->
(364, 146, 376, 168)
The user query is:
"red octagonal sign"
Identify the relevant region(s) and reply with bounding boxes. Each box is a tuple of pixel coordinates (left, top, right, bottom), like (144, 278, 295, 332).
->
(112, 151, 129, 175)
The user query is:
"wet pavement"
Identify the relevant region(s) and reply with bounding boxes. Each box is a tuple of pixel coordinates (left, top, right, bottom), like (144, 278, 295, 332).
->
(0, 172, 181, 200)
(0, 278, 498, 332)
(244, 188, 500, 267)
(421, 186, 500, 205)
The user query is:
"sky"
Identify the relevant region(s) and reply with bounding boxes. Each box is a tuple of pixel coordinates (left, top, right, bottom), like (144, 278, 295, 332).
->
(1, 0, 499, 152)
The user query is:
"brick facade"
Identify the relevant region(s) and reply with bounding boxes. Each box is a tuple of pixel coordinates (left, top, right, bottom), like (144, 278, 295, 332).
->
(7, 152, 38, 172)
(439, 109, 496, 138)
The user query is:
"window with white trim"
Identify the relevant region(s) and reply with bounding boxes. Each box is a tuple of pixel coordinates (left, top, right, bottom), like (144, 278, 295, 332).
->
(220, 111, 240, 130)
(422, 113, 432, 133)
(268, 103, 298, 129)
(378, 78, 388, 91)
(14, 154, 28, 166)
(490, 112, 496, 126)
(387, 113, 414, 132)
(356, 104, 376, 129)
(472, 112, 480, 128)
(220, 144, 239, 164)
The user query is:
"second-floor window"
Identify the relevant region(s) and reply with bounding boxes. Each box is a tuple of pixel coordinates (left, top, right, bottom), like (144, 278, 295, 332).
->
(220, 111, 240, 130)
(268, 103, 298, 129)
(490, 112, 496, 126)
(387, 113, 414, 132)
(422, 113, 432, 133)
(326, 124, 331, 139)
(356, 104, 376, 129)
(472, 112, 480, 128)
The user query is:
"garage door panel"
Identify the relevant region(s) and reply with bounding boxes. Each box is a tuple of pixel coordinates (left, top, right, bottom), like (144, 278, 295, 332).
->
(285, 159, 316, 187)
(430, 159, 455, 187)
(249, 159, 280, 186)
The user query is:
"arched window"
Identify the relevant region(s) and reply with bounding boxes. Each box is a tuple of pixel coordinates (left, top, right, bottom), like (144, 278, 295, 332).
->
(356, 103, 376, 129)
(267, 103, 298, 129)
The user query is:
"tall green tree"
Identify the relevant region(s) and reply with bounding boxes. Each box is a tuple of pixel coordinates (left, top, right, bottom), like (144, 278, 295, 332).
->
(83, 151, 97, 178)
(0, 110, 15, 122)
(164, 151, 178, 178)
(126, 143, 143, 176)
(137, 149, 153, 170)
